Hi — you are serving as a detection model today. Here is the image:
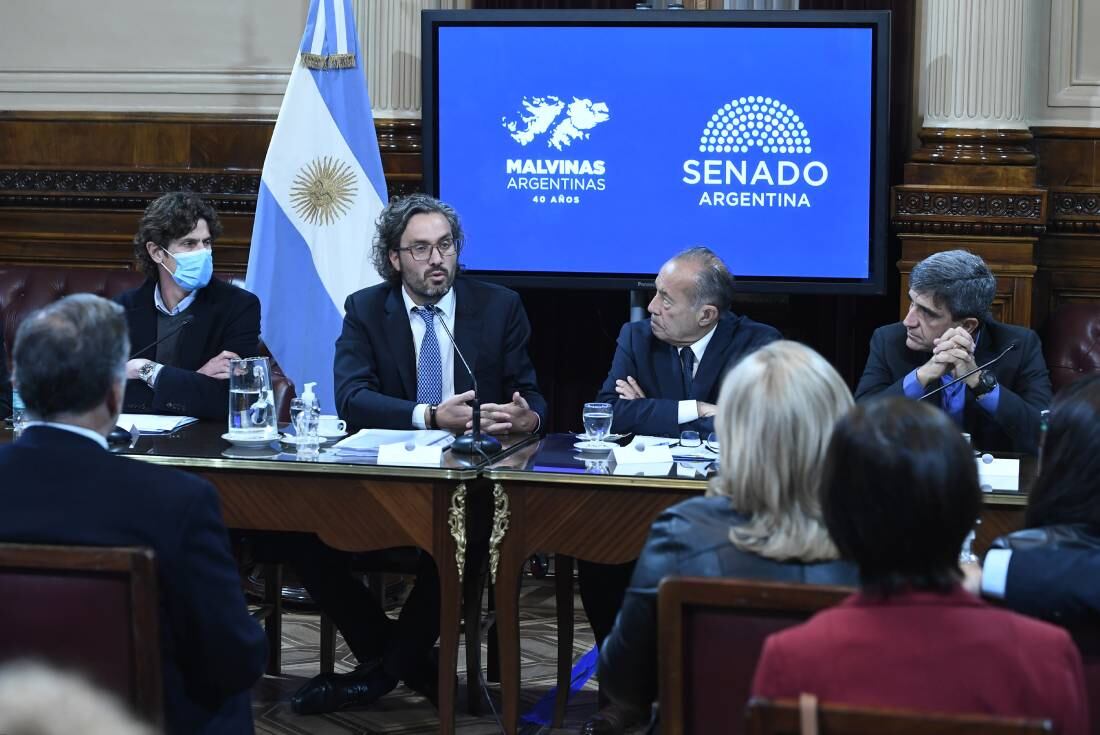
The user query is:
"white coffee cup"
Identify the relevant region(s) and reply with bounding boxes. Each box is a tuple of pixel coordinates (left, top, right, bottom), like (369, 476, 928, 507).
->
(318, 415, 346, 436)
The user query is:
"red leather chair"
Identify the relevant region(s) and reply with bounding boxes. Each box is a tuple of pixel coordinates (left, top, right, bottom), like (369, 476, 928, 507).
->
(0, 265, 295, 421)
(0, 543, 163, 726)
(658, 577, 853, 735)
(1042, 303, 1100, 394)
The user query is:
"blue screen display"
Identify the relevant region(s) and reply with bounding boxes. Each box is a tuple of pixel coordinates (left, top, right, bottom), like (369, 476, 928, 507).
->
(435, 23, 874, 281)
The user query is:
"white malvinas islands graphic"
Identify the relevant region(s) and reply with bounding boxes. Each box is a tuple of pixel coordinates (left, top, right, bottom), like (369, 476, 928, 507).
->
(502, 96, 610, 150)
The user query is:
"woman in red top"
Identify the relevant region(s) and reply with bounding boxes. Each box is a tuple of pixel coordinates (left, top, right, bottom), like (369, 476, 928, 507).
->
(752, 398, 1088, 735)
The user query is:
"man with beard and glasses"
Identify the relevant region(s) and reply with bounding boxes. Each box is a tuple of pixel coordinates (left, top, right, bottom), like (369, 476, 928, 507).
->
(289, 194, 546, 716)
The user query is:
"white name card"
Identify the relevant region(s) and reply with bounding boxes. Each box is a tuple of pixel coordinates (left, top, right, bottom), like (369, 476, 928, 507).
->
(377, 441, 442, 466)
(976, 455, 1020, 492)
(613, 440, 674, 466)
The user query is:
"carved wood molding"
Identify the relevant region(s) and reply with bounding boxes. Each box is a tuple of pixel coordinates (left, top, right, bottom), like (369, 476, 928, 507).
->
(893, 186, 1047, 236)
(1049, 188, 1100, 232)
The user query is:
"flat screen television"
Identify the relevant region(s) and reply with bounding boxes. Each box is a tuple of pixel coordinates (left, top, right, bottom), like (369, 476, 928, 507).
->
(422, 9, 890, 294)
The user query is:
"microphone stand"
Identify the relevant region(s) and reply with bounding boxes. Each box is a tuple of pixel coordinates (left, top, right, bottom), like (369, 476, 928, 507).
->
(430, 305, 502, 457)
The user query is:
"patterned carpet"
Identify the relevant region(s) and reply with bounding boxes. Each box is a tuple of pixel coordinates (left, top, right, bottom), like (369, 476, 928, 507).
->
(251, 576, 600, 735)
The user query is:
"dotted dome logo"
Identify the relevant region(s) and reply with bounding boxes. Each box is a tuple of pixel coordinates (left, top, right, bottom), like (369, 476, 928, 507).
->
(683, 95, 828, 209)
(699, 96, 812, 156)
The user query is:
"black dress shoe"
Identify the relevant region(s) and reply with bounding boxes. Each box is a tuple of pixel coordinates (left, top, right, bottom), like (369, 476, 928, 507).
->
(580, 703, 650, 735)
(402, 649, 440, 709)
(291, 661, 398, 715)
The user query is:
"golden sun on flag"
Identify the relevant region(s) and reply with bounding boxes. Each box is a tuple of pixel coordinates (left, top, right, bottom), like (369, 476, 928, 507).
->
(289, 156, 358, 225)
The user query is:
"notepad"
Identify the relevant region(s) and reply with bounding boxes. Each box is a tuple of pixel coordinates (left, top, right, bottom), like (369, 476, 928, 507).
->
(117, 413, 198, 434)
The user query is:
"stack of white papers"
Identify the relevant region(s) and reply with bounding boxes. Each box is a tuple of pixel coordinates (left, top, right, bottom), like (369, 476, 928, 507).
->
(332, 429, 454, 458)
(117, 413, 198, 434)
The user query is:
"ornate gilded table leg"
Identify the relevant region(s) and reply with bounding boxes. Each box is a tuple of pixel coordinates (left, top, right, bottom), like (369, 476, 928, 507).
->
(488, 482, 511, 584)
(448, 482, 467, 583)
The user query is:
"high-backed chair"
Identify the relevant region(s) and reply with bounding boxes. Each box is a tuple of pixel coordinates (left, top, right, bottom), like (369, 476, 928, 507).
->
(1068, 626, 1100, 735)
(658, 577, 853, 735)
(745, 697, 1052, 735)
(1043, 302, 1100, 394)
(0, 543, 163, 726)
(0, 265, 296, 421)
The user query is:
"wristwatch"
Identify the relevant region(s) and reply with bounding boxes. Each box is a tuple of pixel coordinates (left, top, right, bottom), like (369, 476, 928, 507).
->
(972, 369, 998, 398)
(138, 361, 160, 388)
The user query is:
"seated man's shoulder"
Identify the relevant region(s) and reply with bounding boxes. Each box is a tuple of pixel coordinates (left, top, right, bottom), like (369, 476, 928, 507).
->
(345, 281, 396, 310)
(205, 277, 259, 307)
(108, 453, 217, 508)
(114, 280, 154, 307)
(459, 276, 522, 304)
(729, 312, 782, 341)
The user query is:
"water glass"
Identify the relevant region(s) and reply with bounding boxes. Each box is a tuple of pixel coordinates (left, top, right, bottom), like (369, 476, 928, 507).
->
(582, 402, 613, 442)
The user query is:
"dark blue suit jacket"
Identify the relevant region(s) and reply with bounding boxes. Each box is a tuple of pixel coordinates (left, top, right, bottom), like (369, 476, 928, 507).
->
(334, 277, 547, 431)
(595, 312, 780, 436)
(115, 278, 260, 420)
(854, 319, 1052, 453)
(0, 426, 267, 734)
(992, 524, 1100, 625)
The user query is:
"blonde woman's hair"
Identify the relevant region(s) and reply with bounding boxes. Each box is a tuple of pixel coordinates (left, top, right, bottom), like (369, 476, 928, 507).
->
(707, 340, 853, 562)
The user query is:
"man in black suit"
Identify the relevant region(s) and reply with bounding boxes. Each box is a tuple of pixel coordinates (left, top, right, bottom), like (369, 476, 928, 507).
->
(584, 247, 779, 735)
(291, 194, 547, 715)
(596, 247, 780, 437)
(855, 249, 1052, 453)
(0, 294, 266, 734)
(116, 192, 260, 420)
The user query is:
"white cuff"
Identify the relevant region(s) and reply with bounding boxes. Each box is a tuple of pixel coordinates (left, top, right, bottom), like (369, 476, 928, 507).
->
(980, 548, 1013, 599)
(677, 399, 697, 425)
(411, 403, 428, 430)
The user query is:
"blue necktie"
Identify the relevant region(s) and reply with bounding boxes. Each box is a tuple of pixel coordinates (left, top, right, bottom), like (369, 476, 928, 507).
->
(415, 307, 443, 404)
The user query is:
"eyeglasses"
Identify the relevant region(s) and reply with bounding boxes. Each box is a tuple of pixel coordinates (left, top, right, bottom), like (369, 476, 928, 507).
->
(397, 239, 457, 261)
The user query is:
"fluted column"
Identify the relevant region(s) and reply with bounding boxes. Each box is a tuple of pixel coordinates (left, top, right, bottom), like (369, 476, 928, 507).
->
(356, 0, 467, 120)
(894, 0, 1043, 328)
(922, 0, 1026, 131)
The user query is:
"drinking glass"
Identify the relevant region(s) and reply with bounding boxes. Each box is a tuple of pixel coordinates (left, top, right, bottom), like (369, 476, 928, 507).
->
(582, 402, 614, 444)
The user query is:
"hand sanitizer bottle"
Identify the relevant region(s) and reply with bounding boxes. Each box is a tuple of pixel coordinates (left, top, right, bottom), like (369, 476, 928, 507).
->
(294, 381, 321, 460)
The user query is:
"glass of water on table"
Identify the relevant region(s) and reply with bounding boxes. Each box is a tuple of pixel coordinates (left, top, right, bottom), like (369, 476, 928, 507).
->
(582, 402, 615, 450)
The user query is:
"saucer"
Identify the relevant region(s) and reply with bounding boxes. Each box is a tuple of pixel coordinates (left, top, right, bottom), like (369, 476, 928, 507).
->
(575, 433, 623, 443)
(318, 430, 347, 442)
(221, 432, 278, 448)
(279, 433, 340, 449)
(574, 440, 616, 452)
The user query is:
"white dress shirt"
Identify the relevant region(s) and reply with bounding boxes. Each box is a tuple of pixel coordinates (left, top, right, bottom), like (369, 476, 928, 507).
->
(403, 286, 456, 429)
(676, 324, 718, 425)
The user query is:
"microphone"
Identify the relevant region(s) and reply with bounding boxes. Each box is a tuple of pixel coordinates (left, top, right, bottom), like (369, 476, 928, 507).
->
(129, 316, 194, 359)
(427, 304, 502, 457)
(921, 342, 1017, 401)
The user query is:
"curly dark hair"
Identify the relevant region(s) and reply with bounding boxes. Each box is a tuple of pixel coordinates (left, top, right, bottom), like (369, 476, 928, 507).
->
(132, 192, 223, 280)
(371, 194, 464, 285)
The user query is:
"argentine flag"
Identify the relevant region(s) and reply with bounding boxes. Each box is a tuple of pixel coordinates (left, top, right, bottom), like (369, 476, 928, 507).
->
(246, 0, 386, 413)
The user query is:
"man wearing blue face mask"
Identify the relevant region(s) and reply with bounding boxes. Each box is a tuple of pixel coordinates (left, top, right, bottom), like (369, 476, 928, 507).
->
(116, 192, 260, 419)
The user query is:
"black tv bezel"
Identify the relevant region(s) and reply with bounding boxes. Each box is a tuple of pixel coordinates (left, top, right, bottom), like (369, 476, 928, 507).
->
(421, 9, 891, 296)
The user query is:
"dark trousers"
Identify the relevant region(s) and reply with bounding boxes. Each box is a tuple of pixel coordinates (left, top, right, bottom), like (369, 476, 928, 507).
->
(292, 537, 440, 683)
(578, 559, 636, 708)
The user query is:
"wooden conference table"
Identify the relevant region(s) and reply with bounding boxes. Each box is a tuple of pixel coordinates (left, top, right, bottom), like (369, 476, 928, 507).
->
(483, 433, 1032, 734)
(0, 424, 1032, 735)
(0, 420, 533, 735)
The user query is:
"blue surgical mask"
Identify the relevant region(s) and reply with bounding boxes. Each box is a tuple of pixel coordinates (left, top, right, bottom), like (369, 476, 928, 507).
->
(160, 247, 213, 292)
